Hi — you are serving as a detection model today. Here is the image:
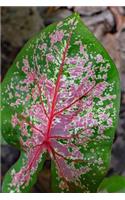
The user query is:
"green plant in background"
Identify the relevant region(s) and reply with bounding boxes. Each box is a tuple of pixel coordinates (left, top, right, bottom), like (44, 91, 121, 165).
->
(1, 13, 124, 193)
(98, 176, 125, 193)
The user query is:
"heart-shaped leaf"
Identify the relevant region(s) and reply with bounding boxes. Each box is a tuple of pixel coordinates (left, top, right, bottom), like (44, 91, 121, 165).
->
(98, 176, 125, 193)
(1, 13, 120, 192)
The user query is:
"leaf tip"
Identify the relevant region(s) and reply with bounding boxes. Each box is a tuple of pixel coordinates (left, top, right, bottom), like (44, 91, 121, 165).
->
(72, 12, 80, 20)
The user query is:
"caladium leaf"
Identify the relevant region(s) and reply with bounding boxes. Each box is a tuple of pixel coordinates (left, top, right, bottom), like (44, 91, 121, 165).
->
(1, 13, 120, 193)
(98, 176, 125, 193)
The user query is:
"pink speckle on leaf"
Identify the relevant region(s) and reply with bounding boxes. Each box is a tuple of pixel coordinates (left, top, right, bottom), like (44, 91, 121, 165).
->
(11, 114, 19, 127)
(38, 43, 47, 50)
(22, 66, 29, 73)
(46, 53, 54, 62)
(25, 94, 31, 101)
(103, 74, 107, 80)
(107, 118, 112, 126)
(69, 66, 83, 77)
(50, 30, 64, 44)
(96, 54, 104, 63)
(93, 82, 107, 96)
(80, 44, 85, 53)
(23, 71, 36, 84)
(39, 75, 46, 85)
(66, 57, 78, 65)
(99, 113, 108, 120)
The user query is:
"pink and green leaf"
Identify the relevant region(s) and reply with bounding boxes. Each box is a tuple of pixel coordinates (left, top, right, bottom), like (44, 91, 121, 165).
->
(2, 151, 46, 192)
(1, 13, 120, 192)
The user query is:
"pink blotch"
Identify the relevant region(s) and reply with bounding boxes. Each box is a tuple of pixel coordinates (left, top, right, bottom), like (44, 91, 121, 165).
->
(15, 99, 21, 106)
(12, 170, 24, 186)
(15, 92, 20, 98)
(96, 54, 104, 63)
(46, 53, 54, 62)
(93, 82, 107, 96)
(66, 57, 78, 65)
(100, 113, 108, 120)
(38, 43, 47, 50)
(39, 75, 46, 85)
(69, 66, 83, 77)
(26, 94, 31, 101)
(107, 118, 112, 126)
(11, 113, 19, 127)
(99, 125, 105, 134)
(24, 71, 36, 84)
(80, 44, 85, 53)
(103, 74, 107, 80)
(50, 30, 64, 45)
(22, 66, 29, 73)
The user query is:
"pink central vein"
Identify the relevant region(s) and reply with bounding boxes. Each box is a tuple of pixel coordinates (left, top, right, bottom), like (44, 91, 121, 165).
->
(45, 32, 72, 140)
(20, 33, 72, 175)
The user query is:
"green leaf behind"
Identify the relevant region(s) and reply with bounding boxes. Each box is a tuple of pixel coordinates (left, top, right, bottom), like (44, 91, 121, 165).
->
(98, 176, 125, 193)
